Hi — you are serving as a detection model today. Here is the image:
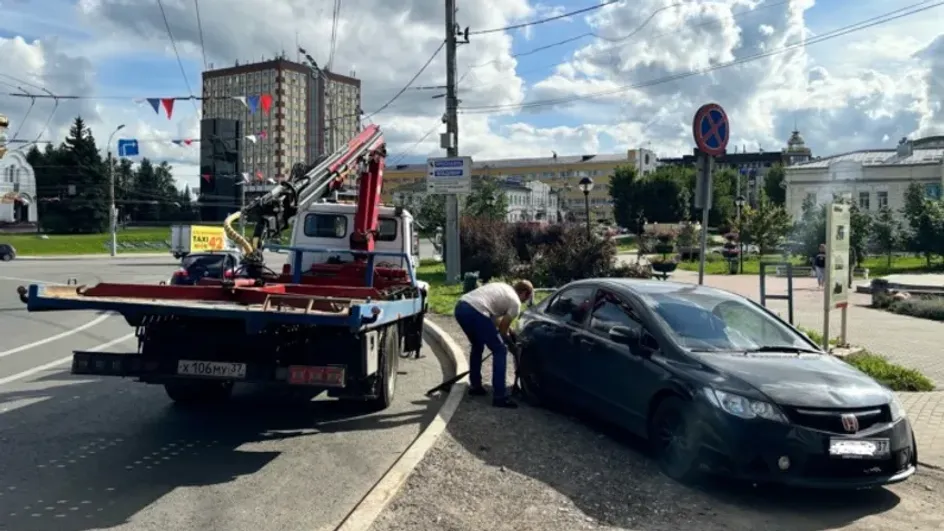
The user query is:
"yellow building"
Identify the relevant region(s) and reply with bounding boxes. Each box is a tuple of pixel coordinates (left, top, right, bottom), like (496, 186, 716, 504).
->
(384, 149, 658, 222)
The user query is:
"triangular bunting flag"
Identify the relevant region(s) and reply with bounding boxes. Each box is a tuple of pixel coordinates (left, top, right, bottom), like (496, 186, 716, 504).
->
(233, 96, 247, 108)
(260, 93, 272, 114)
(255, 171, 264, 181)
(258, 130, 267, 140)
(172, 140, 182, 146)
(146, 98, 161, 114)
(202, 174, 212, 183)
(245, 135, 257, 144)
(247, 95, 260, 114)
(241, 172, 250, 183)
(160, 98, 175, 119)
(183, 139, 192, 146)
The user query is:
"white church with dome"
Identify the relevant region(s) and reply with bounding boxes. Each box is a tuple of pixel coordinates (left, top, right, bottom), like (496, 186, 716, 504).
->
(0, 114, 39, 225)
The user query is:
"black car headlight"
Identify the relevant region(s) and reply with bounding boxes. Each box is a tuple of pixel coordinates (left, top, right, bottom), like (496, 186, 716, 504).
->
(703, 388, 788, 423)
(889, 394, 906, 421)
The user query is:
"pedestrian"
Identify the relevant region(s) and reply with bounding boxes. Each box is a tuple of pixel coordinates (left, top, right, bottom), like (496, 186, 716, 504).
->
(812, 243, 827, 289)
(453, 279, 534, 408)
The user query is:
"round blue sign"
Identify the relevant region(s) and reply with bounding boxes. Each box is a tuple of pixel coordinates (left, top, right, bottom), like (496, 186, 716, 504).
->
(692, 103, 729, 157)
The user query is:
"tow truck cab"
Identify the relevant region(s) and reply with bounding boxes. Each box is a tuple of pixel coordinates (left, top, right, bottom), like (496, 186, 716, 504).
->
(284, 201, 421, 274)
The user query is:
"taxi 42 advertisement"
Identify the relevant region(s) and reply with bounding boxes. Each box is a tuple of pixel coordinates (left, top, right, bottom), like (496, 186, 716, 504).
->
(190, 225, 230, 252)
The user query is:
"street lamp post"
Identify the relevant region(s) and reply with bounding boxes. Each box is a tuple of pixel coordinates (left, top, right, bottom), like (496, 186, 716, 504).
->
(735, 195, 746, 274)
(578, 177, 594, 238)
(107, 124, 126, 257)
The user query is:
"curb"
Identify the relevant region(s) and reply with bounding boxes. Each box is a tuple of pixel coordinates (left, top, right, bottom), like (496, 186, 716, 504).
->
(335, 318, 469, 531)
(15, 253, 171, 261)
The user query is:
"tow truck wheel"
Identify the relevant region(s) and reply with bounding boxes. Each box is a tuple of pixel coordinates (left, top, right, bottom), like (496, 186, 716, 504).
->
(365, 325, 400, 412)
(164, 380, 233, 407)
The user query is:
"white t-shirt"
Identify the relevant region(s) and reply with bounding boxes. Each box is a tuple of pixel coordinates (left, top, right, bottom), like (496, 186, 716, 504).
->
(460, 282, 521, 320)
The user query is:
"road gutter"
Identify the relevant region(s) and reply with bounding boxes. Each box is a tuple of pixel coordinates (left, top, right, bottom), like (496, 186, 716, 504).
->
(335, 318, 469, 531)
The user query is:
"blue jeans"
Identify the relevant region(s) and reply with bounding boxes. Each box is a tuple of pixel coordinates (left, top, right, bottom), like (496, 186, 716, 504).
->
(454, 301, 508, 399)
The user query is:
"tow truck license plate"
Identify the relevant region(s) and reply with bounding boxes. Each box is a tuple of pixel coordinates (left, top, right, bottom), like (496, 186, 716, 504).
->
(829, 438, 890, 459)
(288, 365, 345, 387)
(177, 360, 247, 379)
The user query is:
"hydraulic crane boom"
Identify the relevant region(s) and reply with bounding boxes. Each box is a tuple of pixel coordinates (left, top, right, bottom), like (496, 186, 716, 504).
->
(221, 125, 385, 275)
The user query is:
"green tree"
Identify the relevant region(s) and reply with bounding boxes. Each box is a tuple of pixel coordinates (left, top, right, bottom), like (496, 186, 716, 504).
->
(464, 177, 507, 220)
(900, 181, 941, 264)
(58, 117, 108, 233)
(736, 189, 791, 254)
(417, 194, 446, 232)
(608, 165, 638, 229)
(763, 164, 786, 205)
(871, 205, 901, 268)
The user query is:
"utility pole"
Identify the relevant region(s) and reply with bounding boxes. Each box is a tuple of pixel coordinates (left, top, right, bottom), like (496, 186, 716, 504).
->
(443, 0, 461, 285)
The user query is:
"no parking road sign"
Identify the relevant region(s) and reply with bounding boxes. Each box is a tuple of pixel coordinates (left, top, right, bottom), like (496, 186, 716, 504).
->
(692, 103, 729, 157)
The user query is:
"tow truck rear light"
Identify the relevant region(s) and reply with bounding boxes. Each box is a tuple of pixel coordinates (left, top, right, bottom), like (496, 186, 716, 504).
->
(223, 269, 234, 279)
(172, 269, 188, 277)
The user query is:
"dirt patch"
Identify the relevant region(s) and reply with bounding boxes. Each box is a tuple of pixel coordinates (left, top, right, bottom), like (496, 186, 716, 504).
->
(370, 315, 944, 531)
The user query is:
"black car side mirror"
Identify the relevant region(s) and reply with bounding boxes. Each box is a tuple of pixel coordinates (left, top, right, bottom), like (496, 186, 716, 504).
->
(608, 325, 639, 345)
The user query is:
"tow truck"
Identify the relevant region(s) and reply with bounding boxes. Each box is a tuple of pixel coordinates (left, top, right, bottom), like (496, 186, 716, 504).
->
(16, 125, 427, 411)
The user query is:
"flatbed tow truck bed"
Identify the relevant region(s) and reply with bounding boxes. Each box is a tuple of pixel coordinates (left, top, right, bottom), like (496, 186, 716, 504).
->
(16, 247, 427, 410)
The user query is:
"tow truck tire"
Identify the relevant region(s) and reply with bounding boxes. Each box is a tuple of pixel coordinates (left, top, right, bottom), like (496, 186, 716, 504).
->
(164, 380, 233, 407)
(365, 325, 400, 412)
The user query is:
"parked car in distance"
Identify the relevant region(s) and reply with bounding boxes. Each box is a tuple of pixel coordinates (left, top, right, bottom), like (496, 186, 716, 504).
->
(0, 243, 16, 261)
(169, 251, 240, 286)
(516, 279, 917, 489)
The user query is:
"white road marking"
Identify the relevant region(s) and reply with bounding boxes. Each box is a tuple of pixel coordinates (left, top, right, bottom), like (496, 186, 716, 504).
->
(0, 314, 111, 359)
(0, 276, 67, 285)
(0, 333, 136, 387)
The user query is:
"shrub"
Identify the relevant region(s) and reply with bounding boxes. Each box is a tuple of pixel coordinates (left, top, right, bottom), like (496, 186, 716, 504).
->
(844, 352, 935, 392)
(524, 224, 618, 287)
(610, 262, 652, 278)
(505, 222, 565, 262)
(457, 216, 515, 282)
(887, 297, 944, 322)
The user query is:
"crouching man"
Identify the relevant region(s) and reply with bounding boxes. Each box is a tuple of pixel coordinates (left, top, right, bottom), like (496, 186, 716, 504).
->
(453, 279, 533, 408)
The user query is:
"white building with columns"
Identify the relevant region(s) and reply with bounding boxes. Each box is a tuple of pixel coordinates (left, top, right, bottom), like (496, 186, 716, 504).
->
(784, 136, 944, 221)
(0, 150, 39, 224)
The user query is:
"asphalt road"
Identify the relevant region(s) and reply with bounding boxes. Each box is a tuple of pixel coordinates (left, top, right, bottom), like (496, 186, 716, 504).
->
(0, 256, 446, 531)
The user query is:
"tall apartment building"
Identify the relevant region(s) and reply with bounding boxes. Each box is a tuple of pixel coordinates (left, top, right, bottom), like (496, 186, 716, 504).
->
(201, 56, 361, 181)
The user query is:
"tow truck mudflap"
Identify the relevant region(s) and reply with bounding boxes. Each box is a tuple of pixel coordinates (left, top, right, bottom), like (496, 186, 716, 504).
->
(71, 351, 348, 388)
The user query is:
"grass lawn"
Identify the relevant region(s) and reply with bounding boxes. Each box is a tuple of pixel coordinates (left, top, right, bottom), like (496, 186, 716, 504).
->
(677, 253, 942, 277)
(2, 225, 260, 256)
(3, 228, 173, 255)
(416, 260, 551, 315)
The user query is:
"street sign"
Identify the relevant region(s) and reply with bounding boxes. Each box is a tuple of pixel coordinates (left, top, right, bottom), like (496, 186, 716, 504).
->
(117, 139, 139, 157)
(692, 103, 729, 157)
(427, 156, 472, 195)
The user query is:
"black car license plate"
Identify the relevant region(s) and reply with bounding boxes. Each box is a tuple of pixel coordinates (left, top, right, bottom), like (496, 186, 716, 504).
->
(829, 438, 890, 459)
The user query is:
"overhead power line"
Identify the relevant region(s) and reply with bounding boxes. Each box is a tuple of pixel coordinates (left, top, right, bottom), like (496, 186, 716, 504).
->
(193, 0, 209, 71)
(470, 0, 621, 35)
(458, 0, 944, 114)
(364, 40, 446, 119)
(156, 0, 199, 113)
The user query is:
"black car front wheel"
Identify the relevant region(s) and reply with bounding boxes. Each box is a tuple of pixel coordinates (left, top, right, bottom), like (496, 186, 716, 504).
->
(518, 347, 551, 407)
(649, 396, 701, 483)
(0, 252, 12, 262)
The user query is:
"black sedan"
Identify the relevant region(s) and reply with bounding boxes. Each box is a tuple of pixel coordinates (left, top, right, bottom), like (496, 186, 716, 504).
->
(515, 279, 917, 489)
(169, 251, 240, 285)
(0, 243, 16, 262)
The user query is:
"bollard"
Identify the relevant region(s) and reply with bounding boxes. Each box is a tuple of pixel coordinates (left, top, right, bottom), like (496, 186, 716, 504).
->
(462, 272, 480, 294)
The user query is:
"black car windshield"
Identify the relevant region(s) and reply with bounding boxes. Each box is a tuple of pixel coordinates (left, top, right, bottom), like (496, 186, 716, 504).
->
(182, 254, 227, 276)
(640, 289, 813, 353)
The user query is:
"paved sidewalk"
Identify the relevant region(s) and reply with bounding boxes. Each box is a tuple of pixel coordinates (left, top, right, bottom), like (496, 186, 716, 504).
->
(673, 269, 944, 468)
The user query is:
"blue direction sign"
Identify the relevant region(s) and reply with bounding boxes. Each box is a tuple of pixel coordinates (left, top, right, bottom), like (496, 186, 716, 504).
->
(427, 156, 472, 195)
(117, 138, 139, 157)
(692, 103, 729, 157)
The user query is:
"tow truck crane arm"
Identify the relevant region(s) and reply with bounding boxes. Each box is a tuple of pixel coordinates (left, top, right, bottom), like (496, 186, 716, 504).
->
(220, 125, 385, 277)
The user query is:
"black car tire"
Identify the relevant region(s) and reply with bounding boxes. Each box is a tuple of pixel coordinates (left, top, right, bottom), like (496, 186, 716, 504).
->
(364, 325, 399, 412)
(0, 253, 12, 262)
(649, 396, 701, 483)
(164, 380, 233, 407)
(518, 346, 551, 407)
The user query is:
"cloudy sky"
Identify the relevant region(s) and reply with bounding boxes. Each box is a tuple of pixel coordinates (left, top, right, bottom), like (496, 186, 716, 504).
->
(1, 0, 943, 191)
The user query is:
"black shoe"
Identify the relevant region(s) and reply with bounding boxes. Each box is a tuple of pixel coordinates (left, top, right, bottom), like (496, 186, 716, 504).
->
(468, 386, 487, 397)
(492, 397, 518, 409)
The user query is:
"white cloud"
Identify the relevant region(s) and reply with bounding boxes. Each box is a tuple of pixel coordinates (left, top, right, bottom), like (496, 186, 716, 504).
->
(1, 0, 944, 193)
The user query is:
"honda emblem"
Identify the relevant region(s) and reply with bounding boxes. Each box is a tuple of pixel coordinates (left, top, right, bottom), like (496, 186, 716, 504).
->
(841, 413, 859, 433)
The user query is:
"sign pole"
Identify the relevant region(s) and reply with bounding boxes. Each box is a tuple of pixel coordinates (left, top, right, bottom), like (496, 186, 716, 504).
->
(697, 153, 712, 285)
(691, 103, 729, 286)
(444, 0, 461, 285)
